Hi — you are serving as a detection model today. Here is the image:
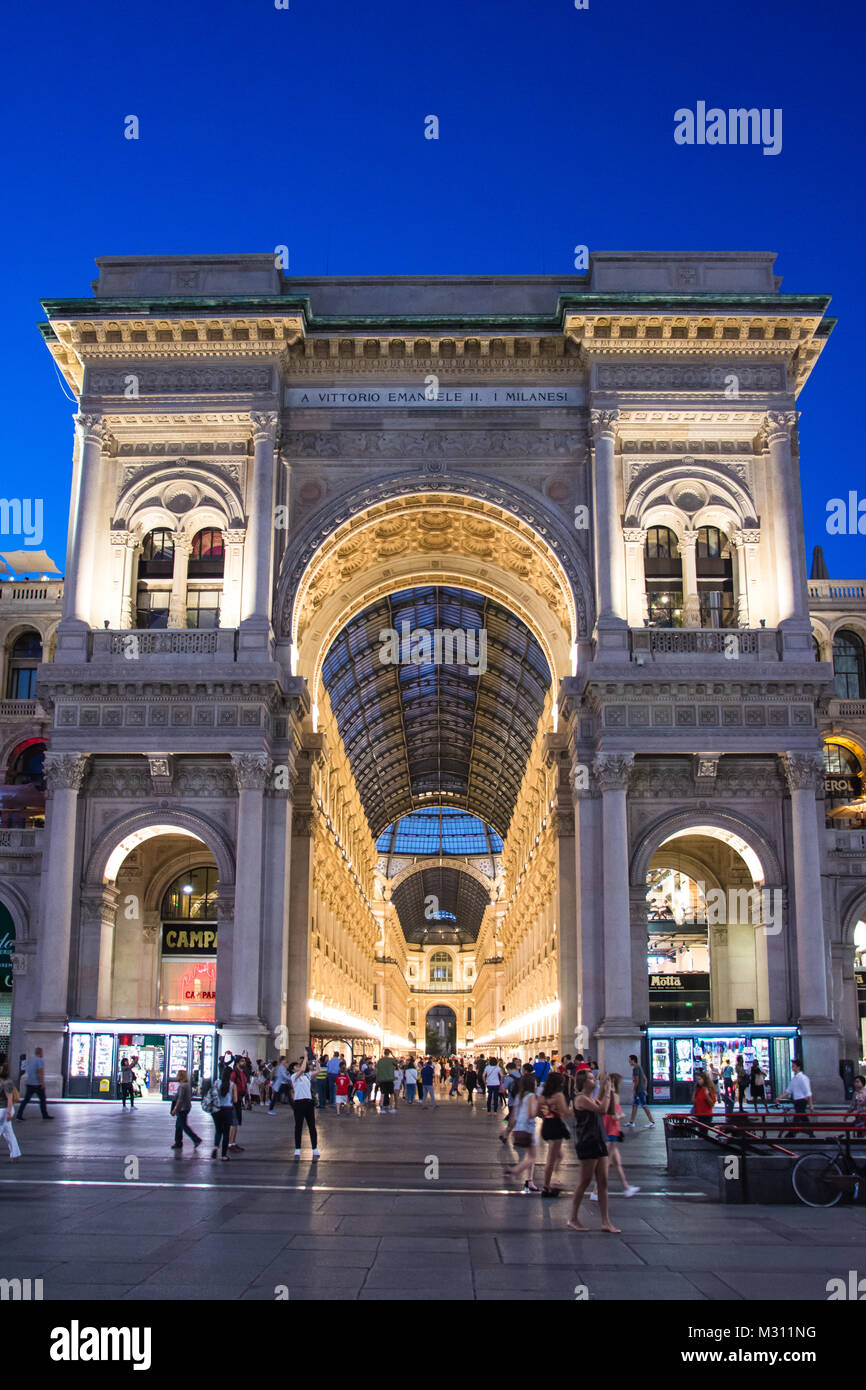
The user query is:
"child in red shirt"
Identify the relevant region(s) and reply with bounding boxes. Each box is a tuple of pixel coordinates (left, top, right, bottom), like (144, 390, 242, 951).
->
(335, 1066, 351, 1115)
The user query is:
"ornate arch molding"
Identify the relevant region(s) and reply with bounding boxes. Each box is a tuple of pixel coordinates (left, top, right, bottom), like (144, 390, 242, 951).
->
(630, 807, 784, 889)
(624, 460, 758, 531)
(840, 887, 866, 946)
(113, 460, 245, 531)
(0, 730, 46, 777)
(84, 807, 236, 890)
(388, 857, 495, 896)
(0, 879, 32, 942)
(143, 848, 221, 915)
(826, 617, 866, 646)
(276, 468, 593, 651)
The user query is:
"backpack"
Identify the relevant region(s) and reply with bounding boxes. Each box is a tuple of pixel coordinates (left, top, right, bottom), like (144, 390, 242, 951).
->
(200, 1081, 220, 1114)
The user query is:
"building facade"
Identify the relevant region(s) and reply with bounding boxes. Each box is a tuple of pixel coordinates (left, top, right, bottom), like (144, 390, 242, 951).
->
(3, 250, 866, 1101)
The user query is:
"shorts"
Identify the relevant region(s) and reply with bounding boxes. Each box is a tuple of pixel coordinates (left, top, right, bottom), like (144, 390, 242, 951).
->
(335, 1096, 347, 1107)
(633, 1091, 648, 1108)
(751, 1086, 765, 1100)
(233, 1104, 243, 1126)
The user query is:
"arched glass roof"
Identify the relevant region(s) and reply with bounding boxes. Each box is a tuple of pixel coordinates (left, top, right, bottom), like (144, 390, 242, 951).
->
(391, 865, 491, 945)
(376, 808, 503, 857)
(321, 586, 551, 839)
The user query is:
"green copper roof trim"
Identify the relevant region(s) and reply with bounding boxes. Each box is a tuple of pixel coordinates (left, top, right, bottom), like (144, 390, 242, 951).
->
(39, 290, 833, 335)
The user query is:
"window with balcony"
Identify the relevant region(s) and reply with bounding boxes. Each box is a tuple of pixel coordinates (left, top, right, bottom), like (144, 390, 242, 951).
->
(138, 529, 175, 578)
(185, 588, 220, 630)
(5, 630, 41, 698)
(834, 630, 866, 699)
(188, 529, 225, 578)
(135, 588, 171, 629)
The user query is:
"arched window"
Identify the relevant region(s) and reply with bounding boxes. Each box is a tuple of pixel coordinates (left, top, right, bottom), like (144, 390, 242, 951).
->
(430, 950, 453, 983)
(8, 740, 45, 787)
(138, 529, 175, 577)
(696, 527, 734, 628)
(6, 630, 42, 699)
(644, 528, 683, 626)
(645, 527, 680, 560)
(161, 865, 219, 921)
(823, 741, 865, 827)
(834, 631, 866, 700)
(188, 529, 225, 577)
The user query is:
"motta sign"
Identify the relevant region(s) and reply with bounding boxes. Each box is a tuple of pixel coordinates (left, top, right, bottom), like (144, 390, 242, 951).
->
(161, 926, 217, 955)
(648, 973, 710, 991)
(285, 386, 582, 408)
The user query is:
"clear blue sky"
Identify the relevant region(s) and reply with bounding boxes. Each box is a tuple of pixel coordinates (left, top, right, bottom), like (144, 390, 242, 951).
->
(2, 0, 864, 575)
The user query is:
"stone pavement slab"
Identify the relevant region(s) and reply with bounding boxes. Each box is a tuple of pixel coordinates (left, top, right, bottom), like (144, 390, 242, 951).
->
(0, 1097, 859, 1301)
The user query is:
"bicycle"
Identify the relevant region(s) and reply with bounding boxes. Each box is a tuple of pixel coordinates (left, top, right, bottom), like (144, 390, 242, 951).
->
(791, 1126, 866, 1207)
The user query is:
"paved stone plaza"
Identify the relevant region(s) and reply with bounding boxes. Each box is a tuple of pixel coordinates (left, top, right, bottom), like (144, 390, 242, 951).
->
(1, 1092, 862, 1302)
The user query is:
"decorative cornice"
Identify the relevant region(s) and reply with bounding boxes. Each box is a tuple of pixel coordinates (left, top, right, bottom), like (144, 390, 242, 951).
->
(75, 412, 109, 447)
(780, 751, 824, 793)
(250, 410, 279, 445)
(231, 752, 271, 791)
(590, 408, 619, 441)
(43, 751, 88, 791)
(593, 751, 634, 791)
(764, 410, 798, 446)
(279, 428, 585, 461)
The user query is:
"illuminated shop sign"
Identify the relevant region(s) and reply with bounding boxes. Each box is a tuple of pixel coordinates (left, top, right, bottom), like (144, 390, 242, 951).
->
(161, 926, 217, 956)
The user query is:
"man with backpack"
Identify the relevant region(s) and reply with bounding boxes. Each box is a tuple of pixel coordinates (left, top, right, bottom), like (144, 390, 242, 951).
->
(532, 1052, 551, 1089)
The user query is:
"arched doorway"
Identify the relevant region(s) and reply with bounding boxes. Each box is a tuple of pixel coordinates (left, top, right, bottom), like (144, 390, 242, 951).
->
(68, 815, 234, 1101)
(636, 820, 793, 1104)
(426, 1005, 457, 1056)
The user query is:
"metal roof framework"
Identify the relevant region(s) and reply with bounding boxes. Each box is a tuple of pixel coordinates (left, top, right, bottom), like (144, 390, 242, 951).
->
(321, 586, 551, 845)
(391, 864, 492, 946)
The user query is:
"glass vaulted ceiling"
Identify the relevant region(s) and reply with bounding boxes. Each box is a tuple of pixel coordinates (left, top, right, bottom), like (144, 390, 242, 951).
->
(390, 865, 492, 946)
(321, 586, 551, 842)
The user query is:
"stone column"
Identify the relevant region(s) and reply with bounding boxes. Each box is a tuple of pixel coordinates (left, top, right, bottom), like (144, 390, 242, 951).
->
(680, 529, 701, 627)
(58, 414, 110, 652)
(766, 412, 810, 627)
(239, 411, 279, 640)
(76, 884, 118, 1017)
(213, 894, 235, 1026)
(731, 532, 750, 626)
(590, 409, 628, 654)
(167, 532, 192, 629)
(221, 527, 246, 629)
(260, 746, 296, 1045)
(593, 752, 642, 1073)
(223, 754, 270, 1055)
(30, 752, 88, 1093)
(141, 911, 161, 1018)
(286, 740, 324, 1058)
(623, 527, 648, 627)
(781, 752, 839, 1098)
(109, 530, 137, 630)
